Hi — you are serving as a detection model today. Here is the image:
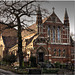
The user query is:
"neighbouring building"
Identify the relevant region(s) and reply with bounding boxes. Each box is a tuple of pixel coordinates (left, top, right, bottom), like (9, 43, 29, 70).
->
(9, 6, 75, 64)
(0, 24, 17, 58)
(0, 33, 5, 59)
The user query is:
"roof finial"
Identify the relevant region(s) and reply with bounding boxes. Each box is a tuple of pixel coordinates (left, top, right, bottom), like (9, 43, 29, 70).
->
(52, 7, 55, 12)
(38, 4, 40, 7)
(38, 4, 40, 10)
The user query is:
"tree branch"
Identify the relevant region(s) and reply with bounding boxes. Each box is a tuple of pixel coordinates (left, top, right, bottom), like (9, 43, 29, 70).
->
(19, 0, 36, 11)
(0, 22, 18, 28)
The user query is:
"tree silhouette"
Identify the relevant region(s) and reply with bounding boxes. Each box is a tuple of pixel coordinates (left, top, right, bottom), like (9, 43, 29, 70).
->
(0, 1, 49, 67)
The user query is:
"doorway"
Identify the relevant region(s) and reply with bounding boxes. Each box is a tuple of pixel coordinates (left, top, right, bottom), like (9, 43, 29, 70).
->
(38, 52, 44, 62)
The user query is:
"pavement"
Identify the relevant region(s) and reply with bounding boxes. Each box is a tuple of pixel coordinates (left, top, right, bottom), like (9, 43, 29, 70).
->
(0, 69, 17, 75)
(0, 69, 28, 75)
(0, 68, 74, 75)
(57, 69, 74, 75)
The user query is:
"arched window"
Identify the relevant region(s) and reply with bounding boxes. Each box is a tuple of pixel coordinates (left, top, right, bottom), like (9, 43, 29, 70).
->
(48, 26, 50, 37)
(57, 27, 60, 40)
(53, 26, 55, 42)
(58, 49, 61, 56)
(63, 49, 65, 57)
(53, 49, 56, 56)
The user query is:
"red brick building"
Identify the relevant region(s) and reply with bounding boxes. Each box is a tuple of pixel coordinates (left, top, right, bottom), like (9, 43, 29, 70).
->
(6, 6, 74, 65)
(32, 6, 73, 64)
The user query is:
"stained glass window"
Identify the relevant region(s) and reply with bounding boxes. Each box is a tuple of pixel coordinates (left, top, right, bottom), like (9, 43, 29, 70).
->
(57, 27, 60, 40)
(48, 26, 50, 37)
(58, 49, 61, 56)
(63, 49, 65, 57)
(53, 26, 55, 42)
(54, 49, 56, 56)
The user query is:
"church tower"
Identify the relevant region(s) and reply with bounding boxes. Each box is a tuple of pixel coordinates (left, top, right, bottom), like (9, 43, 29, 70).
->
(64, 8, 69, 25)
(36, 4, 42, 34)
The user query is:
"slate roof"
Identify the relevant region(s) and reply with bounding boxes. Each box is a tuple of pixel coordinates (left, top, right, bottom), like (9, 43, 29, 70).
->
(0, 24, 18, 51)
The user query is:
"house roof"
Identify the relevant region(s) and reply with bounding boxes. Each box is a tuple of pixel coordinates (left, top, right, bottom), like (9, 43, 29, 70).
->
(0, 24, 17, 37)
(0, 24, 18, 49)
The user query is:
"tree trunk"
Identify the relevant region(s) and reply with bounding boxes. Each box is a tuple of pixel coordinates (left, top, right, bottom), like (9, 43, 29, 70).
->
(17, 15, 23, 68)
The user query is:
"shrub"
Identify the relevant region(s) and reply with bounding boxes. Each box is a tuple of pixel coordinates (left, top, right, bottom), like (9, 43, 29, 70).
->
(43, 68, 59, 74)
(62, 63, 66, 69)
(54, 62, 61, 68)
(2, 54, 16, 65)
(9, 54, 17, 64)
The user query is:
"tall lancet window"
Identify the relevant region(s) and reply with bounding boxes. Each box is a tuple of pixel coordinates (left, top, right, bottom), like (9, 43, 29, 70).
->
(58, 49, 61, 56)
(63, 49, 65, 57)
(53, 26, 55, 42)
(53, 49, 56, 56)
(57, 26, 60, 41)
(48, 26, 50, 38)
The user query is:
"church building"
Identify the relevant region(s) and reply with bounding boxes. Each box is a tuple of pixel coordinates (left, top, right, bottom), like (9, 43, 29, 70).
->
(8, 6, 74, 64)
(31, 6, 71, 64)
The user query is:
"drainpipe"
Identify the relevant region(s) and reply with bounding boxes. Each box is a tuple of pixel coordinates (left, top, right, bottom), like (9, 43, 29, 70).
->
(46, 37, 49, 62)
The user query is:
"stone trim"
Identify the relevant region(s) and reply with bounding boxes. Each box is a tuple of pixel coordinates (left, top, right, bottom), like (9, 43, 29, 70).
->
(38, 37, 45, 38)
(51, 42, 70, 45)
(46, 21, 62, 24)
(45, 54, 51, 56)
(72, 59, 75, 60)
(37, 43, 46, 45)
(52, 56, 66, 58)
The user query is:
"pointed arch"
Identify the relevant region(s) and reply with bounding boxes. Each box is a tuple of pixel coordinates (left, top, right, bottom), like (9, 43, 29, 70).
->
(36, 46, 48, 55)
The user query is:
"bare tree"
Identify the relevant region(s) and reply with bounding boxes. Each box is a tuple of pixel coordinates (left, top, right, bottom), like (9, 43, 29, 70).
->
(0, 1, 50, 67)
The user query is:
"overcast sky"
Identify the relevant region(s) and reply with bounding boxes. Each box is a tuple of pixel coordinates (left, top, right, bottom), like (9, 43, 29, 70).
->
(1, 0, 75, 35)
(35, 1, 75, 35)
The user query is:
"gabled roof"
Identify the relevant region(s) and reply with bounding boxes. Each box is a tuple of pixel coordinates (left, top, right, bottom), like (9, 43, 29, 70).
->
(25, 33, 38, 46)
(22, 17, 48, 38)
(44, 11, 62, 24)
(9, 17, 48, 52)
(0, 24, 17, 37)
